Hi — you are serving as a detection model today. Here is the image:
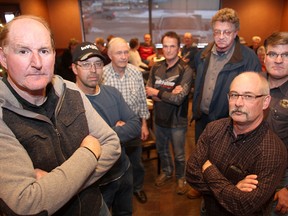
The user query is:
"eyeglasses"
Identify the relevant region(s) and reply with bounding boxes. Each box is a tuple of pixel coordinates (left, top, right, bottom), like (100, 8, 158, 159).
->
(76, 61, 104, 70)
(266, 52, 288, 60)
(213, 30, 234, 37)
(227, 93, 266, 102)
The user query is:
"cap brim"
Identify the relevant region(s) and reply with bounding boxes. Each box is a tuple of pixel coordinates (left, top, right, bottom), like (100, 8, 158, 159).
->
(79, 52, 106, 62)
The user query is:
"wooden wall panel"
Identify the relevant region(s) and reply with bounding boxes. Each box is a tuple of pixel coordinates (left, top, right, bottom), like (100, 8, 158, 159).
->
(0, 0, 287, 49)
(281, 0, 288, 30)
(222, 0, 286, 46)
(46, 0, 82, 49)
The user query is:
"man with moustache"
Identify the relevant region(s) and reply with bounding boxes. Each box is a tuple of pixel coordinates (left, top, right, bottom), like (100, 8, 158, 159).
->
(186, 72, 287, 215)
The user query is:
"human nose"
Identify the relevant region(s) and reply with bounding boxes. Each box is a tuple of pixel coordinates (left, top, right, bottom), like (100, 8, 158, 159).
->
(275, 54, 284, 63)
(90, 62, 98, 71)
(165, 46, 171, 52)
(235, 95, 244, 106)
(218, 32, 225, 39)
(31, 52, 42, 68)
(120, 53, 128, 61)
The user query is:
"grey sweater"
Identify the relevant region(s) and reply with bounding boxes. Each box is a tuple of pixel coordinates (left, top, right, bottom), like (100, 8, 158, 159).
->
(0, 75, 121, 215)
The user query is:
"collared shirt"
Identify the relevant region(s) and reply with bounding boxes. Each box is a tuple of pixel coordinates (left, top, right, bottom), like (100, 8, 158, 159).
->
(266, 80, 288, 146)
(103, 63, 150, 119)
(200, 43, 235, 114)
(186, 118, 287, 216)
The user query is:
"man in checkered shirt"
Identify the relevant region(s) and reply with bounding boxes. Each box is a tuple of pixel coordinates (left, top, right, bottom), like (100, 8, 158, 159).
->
(103, 37, 150, 204)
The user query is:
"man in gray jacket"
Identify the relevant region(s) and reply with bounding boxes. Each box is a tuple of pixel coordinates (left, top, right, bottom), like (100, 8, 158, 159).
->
(146, 31, 193, 195)
(0, 15, 120, 215)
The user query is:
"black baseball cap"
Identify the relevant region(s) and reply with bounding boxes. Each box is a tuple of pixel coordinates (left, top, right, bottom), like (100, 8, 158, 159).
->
(72, 42, 105, 62)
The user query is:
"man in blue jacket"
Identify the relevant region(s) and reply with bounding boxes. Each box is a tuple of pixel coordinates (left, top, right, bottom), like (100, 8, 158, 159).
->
(190, 8, 261, 199)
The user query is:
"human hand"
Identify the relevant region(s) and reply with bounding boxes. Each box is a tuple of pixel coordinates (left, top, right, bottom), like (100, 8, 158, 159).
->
(182, 57, 189, 63)
(34, 168, 48, 180)
(274, 188, 288, 214)
(80, 135, 101, 160)
(202, 160, 212, 173)
(172, 85, 183, 94)
(146, 86, 159, 97)
(115, 120, 126, 127)
(141, 124, 149, 141)
(236, 174, 258, 192)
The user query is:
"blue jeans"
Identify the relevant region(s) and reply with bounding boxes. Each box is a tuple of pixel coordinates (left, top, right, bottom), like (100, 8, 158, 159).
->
(126, 145, 145, 192)
(100, 165, 133, 216)
(155, 125, 187, 179)
(272, 169, 288, 216)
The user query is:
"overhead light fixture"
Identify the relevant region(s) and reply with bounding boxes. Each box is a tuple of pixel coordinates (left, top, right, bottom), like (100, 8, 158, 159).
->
(5, 13, 15, 23)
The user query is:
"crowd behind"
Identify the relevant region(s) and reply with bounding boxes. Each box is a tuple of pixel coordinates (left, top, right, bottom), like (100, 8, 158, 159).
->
(0, 7, 288, 216)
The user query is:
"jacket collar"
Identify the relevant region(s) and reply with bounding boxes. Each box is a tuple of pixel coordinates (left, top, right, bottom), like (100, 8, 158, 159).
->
(201, 36, 243, 64)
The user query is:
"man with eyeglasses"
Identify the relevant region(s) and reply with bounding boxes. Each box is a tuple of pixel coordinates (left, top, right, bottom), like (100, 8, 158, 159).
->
(186, 72, 287, 215)
(264, 32, 288, 215)
(72, 42, 141, 215)
(193, 7, 262, 143)
(189, 8, 261, 199)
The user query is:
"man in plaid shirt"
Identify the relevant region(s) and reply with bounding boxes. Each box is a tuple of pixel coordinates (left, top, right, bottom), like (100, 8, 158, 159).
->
(186, 72, 287, 215)
(103, 37, 150, 204)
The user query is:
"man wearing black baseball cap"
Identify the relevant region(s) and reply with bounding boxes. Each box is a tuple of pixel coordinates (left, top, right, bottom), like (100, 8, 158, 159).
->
(72, 41, 106, 63)
(72, 42, 141, 215)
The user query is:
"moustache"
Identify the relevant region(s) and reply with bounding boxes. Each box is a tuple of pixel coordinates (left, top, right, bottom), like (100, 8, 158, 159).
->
(230, 108, 248, 116)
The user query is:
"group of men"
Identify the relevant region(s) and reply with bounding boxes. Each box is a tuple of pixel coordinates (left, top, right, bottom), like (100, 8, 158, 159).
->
(187, 8, 288, 216)
(0, 7, 287, 216)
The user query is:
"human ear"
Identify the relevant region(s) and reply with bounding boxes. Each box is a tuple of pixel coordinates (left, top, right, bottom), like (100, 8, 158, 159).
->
(71, 63, 78, 75)
(0, 47, 8, 70)
(262, 95, 271, 110)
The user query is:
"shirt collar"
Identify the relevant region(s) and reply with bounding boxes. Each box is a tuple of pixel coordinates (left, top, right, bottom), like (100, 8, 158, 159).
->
(274, 79, 288, 95)
(211, 41, 235, 56)
(227, 118, 267, 143)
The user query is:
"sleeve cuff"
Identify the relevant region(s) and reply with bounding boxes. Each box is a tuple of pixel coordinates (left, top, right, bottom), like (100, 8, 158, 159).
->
(157, 90, 164, 98)
(82, 146, 100, 161)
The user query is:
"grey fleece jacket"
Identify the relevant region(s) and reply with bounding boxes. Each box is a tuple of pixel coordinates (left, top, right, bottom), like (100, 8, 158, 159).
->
(0, 75, 121, 215)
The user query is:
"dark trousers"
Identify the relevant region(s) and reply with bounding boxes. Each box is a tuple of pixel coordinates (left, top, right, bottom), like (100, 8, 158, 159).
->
(195, 114, 210, 143)
(126, 145, 145, 192)
(100, 165, 133, 216)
